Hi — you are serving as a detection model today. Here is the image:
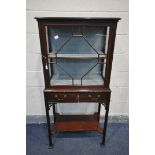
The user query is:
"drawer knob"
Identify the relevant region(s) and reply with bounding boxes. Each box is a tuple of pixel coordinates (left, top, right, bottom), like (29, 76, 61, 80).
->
(97, 95, 101, 98)
(88, 94, 92, 98)
(64, 94, 67, 98)
(54, 95, 58, 98)
(77, 94, 79, 102)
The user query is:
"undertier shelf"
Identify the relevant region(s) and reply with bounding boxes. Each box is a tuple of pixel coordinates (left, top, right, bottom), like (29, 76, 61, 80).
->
(52, 113, 103, 133)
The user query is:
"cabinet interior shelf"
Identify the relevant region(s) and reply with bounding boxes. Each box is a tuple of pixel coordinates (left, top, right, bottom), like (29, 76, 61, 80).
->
(48, 53, 106, 59)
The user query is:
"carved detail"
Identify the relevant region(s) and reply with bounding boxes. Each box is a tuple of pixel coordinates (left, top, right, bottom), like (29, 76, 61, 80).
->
(48, 102, 54, 110)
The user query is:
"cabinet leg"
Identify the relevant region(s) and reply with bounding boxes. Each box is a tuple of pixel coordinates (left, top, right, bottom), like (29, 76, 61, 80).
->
(101, 105, 109, 146)
(45, 99, 54, 148)
(97, 103, 101, 122)
(101, 93, 111, 146)
(53, 103, 56, 124)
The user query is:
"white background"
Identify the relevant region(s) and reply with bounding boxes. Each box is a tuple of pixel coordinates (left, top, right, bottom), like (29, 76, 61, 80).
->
(0, 0, 155, 155)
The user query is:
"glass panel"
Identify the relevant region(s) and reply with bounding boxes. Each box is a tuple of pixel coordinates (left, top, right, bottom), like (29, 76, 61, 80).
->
(49, 58, 104, 86)
(82, 63, 104, 85)
(48, 26, 72, 53)
(50, 63, 73, 86)
(82, 26, 107, 54)
(58, 37, 96, 54)
(46, 25, 109, 86)
(47, 26, 108, 54)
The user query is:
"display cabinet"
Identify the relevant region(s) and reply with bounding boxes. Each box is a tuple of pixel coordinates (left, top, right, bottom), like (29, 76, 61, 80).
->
(35, 17, 120, 148)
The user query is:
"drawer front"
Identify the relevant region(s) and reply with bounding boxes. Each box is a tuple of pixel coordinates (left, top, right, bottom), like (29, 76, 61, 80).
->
(45, 92, 106, 103)
(79, 93, 106, 102)
(46, 93, 77, 102)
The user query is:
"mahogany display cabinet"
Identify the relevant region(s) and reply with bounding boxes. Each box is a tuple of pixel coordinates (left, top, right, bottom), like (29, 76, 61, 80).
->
(35, 17, 120, 148)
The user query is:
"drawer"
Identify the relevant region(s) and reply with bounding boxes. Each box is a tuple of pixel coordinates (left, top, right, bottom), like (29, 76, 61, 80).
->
(79, 93, 105, 102)
(46, 93, 77, 102)
(45, 92, 106, 103)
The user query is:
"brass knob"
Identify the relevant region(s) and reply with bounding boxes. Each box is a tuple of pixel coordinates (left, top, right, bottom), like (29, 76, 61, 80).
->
(77, 94, 79, 103)
(97, 95, 101, 98)
(54, 95, 58, 98)
(88, 94, 92, 98)
(64, 94, 67, 98)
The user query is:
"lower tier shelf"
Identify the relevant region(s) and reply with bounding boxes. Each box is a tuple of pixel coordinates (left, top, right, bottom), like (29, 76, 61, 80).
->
(51, 113, 103, 133)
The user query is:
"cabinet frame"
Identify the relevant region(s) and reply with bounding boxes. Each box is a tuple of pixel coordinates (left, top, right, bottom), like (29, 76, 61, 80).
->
(36, 17, 120, 148)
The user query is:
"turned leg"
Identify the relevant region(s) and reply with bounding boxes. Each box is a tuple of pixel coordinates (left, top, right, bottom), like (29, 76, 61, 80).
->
(44, 98, 54, 148)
